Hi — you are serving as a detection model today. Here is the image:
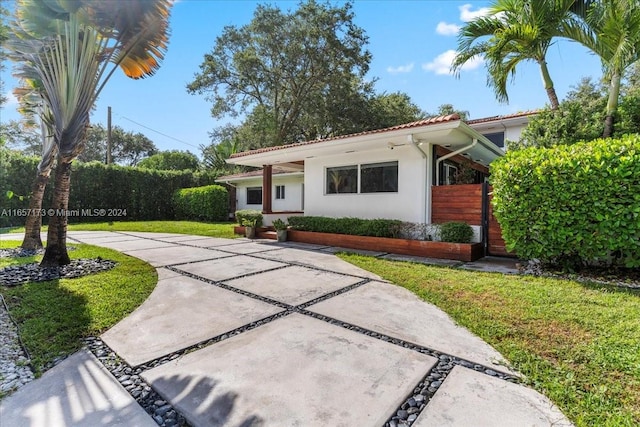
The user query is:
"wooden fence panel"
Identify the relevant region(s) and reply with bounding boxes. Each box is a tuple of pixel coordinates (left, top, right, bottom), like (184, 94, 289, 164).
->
(431, 184, 483, 225)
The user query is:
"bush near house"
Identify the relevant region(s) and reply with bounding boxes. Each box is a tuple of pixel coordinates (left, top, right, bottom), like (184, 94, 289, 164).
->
(288, 216, 402, 238)
(439, 221, 474, 243)
(173, 185, 228, 222)
(491, 134, 640, 268)
(0, 156, 218, 226)
(235, 209, 263, 227)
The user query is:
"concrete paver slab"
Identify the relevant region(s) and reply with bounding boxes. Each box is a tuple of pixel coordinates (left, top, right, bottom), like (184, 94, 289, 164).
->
(67, 231, 125, 239)
(101, 275, 283, 366)
(254, 247, 382, 279)
(213, 241, 285, 254)
(142, 313, 437, 427)
(92, 239, 177, 252)
(171, 237, 247, 248)
(414, 366, 573, 427)
(224, 265, 363, 305)
(459, 256, 520, 275)
(115, 232, 185, 239)
(175, 255, 287, 282)
(69, 235, 142, 244)
(122, 246, 231, 267)
(308, 281, 513, 374)
(0, 349, 156, 427)
(156, 235, 216, 242)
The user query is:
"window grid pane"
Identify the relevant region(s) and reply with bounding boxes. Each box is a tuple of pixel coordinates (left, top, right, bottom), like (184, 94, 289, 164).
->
(247, 187, 262, 205)
(326, 165, 358, 194)
(360, 161, 398, 193)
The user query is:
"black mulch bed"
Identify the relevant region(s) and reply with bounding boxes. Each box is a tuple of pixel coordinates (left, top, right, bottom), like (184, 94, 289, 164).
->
(0, 258, 117, 287)
(522, 260, 640, 289)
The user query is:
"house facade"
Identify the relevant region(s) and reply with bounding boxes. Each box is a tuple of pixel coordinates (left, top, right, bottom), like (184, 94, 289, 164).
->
(217, 111, 535, 228)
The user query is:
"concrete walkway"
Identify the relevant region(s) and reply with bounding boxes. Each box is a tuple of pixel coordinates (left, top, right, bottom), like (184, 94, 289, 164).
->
(0, 231, 572, 426)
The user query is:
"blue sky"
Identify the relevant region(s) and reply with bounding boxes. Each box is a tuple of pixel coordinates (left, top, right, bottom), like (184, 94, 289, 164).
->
(1, 0, 604, 155)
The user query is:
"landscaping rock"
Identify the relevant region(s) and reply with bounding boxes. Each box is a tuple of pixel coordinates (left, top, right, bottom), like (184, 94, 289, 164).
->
(0, 258, 117, 287)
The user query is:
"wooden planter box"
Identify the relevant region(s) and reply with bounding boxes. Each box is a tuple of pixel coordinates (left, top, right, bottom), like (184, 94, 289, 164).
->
(233, 227, 483, 261)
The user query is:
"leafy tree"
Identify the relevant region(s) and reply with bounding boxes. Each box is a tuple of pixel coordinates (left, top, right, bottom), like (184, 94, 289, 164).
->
(427, 103, 469, 121)
(187, 0, 372, 146)
(79, 124, 158, 165)
(564, 0, 640, 136)
(7, 0, 172, 265)
(0, 120, 42, 156)
(453, 0, 581, 110)
(517, 73, 640, 148)
(138, 150, 200, 171)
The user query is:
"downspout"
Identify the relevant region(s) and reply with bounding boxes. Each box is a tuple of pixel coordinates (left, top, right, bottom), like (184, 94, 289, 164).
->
(435, 139, 478, 186)
(409, 135, 430, 224)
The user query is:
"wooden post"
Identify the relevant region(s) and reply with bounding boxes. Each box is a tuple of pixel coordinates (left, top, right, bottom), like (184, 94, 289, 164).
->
(263, 165, 272, 213)
(106, 106, 112, 164)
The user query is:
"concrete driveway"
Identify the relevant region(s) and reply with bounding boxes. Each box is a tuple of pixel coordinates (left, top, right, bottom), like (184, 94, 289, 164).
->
(0, 231, 573, 426)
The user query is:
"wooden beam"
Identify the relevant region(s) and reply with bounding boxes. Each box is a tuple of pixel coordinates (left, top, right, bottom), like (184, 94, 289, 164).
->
(263, 165, 273, 213)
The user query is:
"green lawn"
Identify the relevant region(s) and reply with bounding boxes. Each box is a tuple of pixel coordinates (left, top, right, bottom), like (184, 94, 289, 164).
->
(0, 241, 157, 379)
(1, 220, 238, 238)
(338, 254, 640, 427)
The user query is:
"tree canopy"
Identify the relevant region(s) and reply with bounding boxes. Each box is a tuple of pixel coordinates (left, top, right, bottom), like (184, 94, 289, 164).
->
(79, 124, 158, 165)
(138, 150, 200, 171)
(187, 0, 374, 146)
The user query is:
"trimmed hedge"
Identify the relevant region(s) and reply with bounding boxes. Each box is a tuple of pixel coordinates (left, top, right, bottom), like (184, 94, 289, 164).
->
(491, 134, 640, 268)
(439, 222, 474, 243)
(0, 155, 219, 226)
(173, 185, 228, 222)
(235, 209, 263, 227)
(287, 216, 402, 238)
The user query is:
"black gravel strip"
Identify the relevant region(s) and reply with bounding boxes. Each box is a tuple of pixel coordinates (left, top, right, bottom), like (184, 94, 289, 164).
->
(0, 248, 44, 258)
(0, 258, 117, 287)
(84, 337, 189, 427)
(296, 278, 372, 309)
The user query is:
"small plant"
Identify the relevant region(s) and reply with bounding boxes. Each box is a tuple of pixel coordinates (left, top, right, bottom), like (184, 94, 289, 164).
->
(272, 218, 288, 230)
(438, 221, 474, 243)
(241, 218, 258, 227)
(235, 209, 263, 227)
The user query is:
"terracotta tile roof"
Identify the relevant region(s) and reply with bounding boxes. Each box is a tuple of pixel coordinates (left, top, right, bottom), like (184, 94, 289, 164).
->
(217, 167, 300, 181)
(466, 110, 539, 125)
(229, 114, 461, 159)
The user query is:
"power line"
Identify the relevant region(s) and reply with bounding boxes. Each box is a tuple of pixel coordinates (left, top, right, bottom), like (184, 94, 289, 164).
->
(114, 112, 202, 150)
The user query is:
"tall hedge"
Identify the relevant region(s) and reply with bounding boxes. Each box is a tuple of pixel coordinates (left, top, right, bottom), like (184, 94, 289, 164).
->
(491, 134, 640, 268)
(173, 185, 228, 222)
(0, 155, 220, 227)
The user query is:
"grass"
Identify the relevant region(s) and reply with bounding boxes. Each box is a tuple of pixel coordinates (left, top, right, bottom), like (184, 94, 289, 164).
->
(1, 220, 239, 238)
(0, 240, 157, 379)
(338, 254, 640, 427)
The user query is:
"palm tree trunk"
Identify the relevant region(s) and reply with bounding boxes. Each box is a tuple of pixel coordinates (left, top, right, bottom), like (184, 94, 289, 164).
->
(603, 71, 622, 138)
(40, 159, 72, 267)
(20, 173, 50, 250)
(539, 60, 560, 110)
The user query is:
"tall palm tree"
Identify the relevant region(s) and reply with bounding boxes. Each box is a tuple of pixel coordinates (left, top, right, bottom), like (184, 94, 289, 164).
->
(8, 0, 172, 266)
(564, 0, 640, 137)
(452, 0, 580, 110)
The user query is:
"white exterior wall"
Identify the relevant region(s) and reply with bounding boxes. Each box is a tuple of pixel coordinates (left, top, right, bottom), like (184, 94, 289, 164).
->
(234, 175, 304, 212)
(304, 145, 429, 223)
(504, 123, 527, 146)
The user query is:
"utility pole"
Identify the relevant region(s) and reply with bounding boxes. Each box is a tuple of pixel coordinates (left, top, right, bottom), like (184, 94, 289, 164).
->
(106, 106, 112, 164)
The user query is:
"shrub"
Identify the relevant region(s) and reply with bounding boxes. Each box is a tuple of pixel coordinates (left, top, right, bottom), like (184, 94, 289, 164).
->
(438, 222, 474, 243)
(172, 185, 228, 222)
(491, 134, 640, 269)
(0, 154, 220, 226)
(272, 218, 287, 230)
(235, 209, 263, 227)
(287, 216, 402, 238)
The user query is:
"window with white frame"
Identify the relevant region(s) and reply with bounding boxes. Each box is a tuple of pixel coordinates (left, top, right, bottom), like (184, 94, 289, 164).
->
(325, 161, 399, 194)
(326, 165, 358, 194)
(360, 161, 398, 193)
(246, 187, 262, 205)
(443, 163, 458, 185)
(275, 185, 285, 199)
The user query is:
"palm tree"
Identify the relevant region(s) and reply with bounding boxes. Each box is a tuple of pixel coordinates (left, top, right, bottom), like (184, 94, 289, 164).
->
(564, 0, 640, 137)
(8, 0, 172, 266)
(452, 0, 580, 110)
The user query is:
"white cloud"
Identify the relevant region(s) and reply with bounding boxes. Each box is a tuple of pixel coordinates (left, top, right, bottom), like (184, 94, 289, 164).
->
(422, 50, 483, 75)
(436, 21, 461, 36)
(2, 92, 18, 107)
(459, 4, 491, 22)
(386, 63, 414, 74)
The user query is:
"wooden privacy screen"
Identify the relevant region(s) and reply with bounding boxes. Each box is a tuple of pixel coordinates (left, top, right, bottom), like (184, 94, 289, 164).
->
(431, 183, 514, 257)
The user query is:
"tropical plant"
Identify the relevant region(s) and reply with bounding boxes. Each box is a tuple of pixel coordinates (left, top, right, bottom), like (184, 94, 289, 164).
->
(7, 0, 172, 266)
(452, 0, 581, 110)
(563, 0, 640, 137)
(272, 218, 288, 231)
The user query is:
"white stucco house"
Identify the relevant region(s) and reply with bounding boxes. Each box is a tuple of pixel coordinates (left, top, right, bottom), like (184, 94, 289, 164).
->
(216, 111, 535, 228)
